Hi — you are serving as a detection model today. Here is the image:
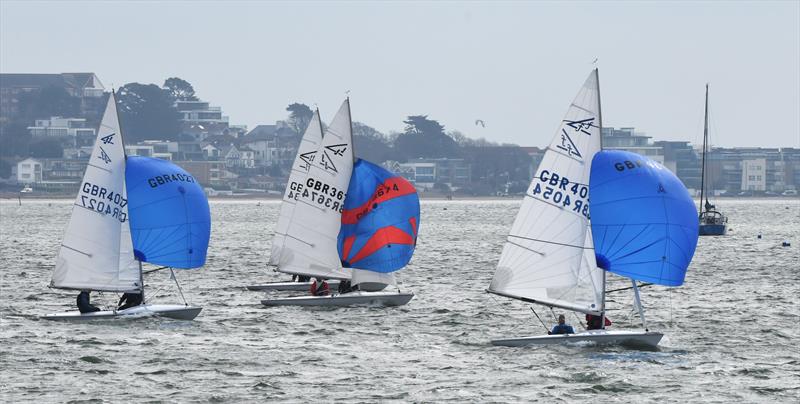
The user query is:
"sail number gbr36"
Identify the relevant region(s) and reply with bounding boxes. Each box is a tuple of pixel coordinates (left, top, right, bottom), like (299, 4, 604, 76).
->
(287, 177, 347, 212)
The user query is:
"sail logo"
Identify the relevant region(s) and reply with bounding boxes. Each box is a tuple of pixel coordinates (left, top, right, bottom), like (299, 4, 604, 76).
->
(298, 151, 317, 171)
(563, 118, 596, 135)
(101, 133, 115, 145)
(556, 130, 582, 158)
(98, 147, 112, 164)
(320, 144, 348, 173)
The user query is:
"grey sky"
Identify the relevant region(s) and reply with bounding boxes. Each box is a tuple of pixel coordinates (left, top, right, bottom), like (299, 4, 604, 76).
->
(1, 0, 798, 148)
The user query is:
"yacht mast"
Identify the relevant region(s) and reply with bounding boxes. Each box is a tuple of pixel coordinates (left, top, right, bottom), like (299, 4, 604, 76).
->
(699, 84, 709, 216)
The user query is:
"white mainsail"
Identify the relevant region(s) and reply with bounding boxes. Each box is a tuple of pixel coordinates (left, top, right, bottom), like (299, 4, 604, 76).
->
(489, 70, 604, 315)
(270, 109, 324, 266)
(276, 99, 354, 280)
(52, 93, 139, 292)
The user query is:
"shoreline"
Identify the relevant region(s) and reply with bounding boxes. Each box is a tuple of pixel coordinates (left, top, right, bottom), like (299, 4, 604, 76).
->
(3, 193, 799, 202)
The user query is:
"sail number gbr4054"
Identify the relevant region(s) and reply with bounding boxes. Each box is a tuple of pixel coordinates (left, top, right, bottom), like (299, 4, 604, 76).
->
(530, 170, 590, 218)
(287, 177, 347, 212)
(78, 182, 128, 222)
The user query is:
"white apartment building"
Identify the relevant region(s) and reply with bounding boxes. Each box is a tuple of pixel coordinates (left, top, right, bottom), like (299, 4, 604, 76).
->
(741, 158, 766, 191)
(16, 158, 42, 183)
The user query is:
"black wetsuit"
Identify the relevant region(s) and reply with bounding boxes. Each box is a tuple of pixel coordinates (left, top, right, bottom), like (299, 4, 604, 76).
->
(77, 291, 100, 313)
(117, 292, 143, 310)
(337, 280, 357, 294)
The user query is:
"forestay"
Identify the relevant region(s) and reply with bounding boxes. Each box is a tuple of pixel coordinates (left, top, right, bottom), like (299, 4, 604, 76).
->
(277, 100, 354, 280)
(489, 70, 604, 315)
(589, 150, 699, 286)
(125, 156, 211, 269)
(270, 110, 324, 266)
(52, 93, 139, 292)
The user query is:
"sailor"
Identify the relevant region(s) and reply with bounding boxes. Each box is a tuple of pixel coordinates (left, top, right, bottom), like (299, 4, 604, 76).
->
(76, 291, 101, 313)
(117, 292, 143, 311)
(310, 278, 330, 296)
(549, 314, 574, 335)
(337, 279, 356, 294)
(586, 313, 612, 330)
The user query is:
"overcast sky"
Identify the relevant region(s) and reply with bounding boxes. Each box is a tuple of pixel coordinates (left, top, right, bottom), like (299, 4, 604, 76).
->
(1, 1, 798, 148)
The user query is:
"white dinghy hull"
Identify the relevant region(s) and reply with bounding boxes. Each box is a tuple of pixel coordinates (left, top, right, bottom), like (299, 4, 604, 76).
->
(246, 280, 340, 292)
(42, 304, 202, 321)
(491, 329, 663, 349)
(261, 291, 414, 307)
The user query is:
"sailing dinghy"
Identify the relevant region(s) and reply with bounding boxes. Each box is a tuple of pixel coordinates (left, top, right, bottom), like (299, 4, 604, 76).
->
(488, 69, 698, 348)
(246, 108, 339, 292)
(43, 93, 211, 321)
(261, 99, 417, 307)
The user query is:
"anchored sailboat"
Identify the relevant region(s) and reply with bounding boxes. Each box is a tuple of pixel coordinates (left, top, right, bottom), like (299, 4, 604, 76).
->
(261, 99, 417, 307)
(43, 93, 211, 321)
(698, 84, 728, 236)
(488, 70, 698, 348)
(246, 108, 338, 292)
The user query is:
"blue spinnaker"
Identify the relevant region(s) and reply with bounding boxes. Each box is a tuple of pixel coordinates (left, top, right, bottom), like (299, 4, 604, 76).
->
(338, 159, 420, 273)
(589, 150, 698, 286)
(125, 156, 211, 269)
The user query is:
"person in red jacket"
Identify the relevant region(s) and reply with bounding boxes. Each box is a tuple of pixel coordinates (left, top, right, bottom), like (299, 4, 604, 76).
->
(310, 278, 330, 296)
(586, 313, 612, 330)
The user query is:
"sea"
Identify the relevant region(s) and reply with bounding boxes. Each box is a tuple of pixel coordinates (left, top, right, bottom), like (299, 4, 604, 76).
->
(1, 198, 798, 403)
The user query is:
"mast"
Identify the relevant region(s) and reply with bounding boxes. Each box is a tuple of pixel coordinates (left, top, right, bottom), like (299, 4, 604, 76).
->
(595, 68, 608, 330)
(347, 97, 355, 163)
(699, 84, 709, 216)
(113, 89, 144, 298)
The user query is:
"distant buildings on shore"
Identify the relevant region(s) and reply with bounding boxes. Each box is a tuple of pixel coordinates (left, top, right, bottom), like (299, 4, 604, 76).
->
(2, 72, 798, 196)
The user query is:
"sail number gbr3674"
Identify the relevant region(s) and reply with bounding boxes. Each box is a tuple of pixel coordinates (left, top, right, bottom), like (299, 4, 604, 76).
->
(530, 170, 590, 218)
(78, 182, 128, 222)
(287, 177, 346, 212)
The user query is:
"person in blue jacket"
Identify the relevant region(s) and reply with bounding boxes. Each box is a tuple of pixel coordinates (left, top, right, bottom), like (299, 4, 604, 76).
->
(549, 314, 575, 335)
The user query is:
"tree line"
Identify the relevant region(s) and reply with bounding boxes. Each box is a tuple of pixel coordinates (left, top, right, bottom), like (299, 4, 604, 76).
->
(1, 77, 534, 193)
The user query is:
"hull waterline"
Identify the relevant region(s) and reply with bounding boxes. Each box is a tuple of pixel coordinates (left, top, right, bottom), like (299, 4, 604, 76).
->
(246, 280, 340, 292)
(261, 291, 414, 307)
(491, 329, 663, 349)
(41, 304, 202, 321)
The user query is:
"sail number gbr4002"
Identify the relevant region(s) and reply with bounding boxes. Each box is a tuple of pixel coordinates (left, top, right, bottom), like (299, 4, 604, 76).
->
(78, 182, 128, 223)
(287, 177, 347, 212)
(529, 170, 590, 219)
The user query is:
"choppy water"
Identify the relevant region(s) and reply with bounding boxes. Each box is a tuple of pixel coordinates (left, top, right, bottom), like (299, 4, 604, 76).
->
(1, 198, 798, 402)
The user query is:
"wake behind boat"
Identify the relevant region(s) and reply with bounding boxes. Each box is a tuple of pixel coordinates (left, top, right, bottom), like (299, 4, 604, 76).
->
(42, 93, 211, 322)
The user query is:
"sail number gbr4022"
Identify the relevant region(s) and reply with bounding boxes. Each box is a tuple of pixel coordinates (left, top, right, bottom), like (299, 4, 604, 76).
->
(529, 170, 590, 218)
(287, 177, 347, 212)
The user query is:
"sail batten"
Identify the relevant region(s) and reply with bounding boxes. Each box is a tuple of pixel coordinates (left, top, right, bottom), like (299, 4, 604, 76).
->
(490, 70, 603, 314)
